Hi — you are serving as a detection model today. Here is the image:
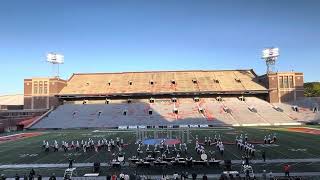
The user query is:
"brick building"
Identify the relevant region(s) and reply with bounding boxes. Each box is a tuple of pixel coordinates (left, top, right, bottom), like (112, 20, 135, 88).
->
(24, 77, 67, 109)
(259, 72, 304, 103)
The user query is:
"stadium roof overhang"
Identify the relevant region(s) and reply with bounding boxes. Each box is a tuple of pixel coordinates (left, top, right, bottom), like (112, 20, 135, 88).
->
(56, 90, 269, 99)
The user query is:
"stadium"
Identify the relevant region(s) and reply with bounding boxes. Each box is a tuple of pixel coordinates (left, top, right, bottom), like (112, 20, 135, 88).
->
(1, 57, 320, 180)
(1, 1, 320, 179)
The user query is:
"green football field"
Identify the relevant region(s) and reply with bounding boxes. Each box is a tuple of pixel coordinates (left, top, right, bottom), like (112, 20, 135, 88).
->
(0, 126, 320, 177)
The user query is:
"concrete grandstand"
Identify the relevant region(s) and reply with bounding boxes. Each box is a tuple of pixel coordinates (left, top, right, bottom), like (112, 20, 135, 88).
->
(31, 97, 301, 129)
(22, 69, 319, 129)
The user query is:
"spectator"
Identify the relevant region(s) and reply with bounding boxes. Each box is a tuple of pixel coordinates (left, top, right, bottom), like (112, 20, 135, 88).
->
(68, 159, 74, 168)
(184, 172, 189, 179)
(28, 173, 33, 180)
(173, 172, 179, 180)
(245, 169, 250, 179)
(111, 174, 117, 180)
(192, 173, 197, 180)
(181, 172, 185, 180)
(284, 164, 290, 177)
(244, 155, 249, 165)
(129, 173, 136, 180)
(49, 173, 56, 180)
(235, 174, 241, 180)
(119, 172, 125, 180)
(29, 169, 35, 179)
(262, 151, 266, 162)
(37, 174, 42, 180)
(124, 174, 129, 180)
(136, 174, 141, 180)
(14, 174, 20, 180)
(140, 174, 146, 180)
(219, 174, 227, 180)
(106, 174, 111, 180)
(268, 171, 273, 179)
(262, 170, 267, 180)
(161, 174, 168, 180)
(203, 174, 208, 180)
(0, 174, 6, 180)
(23, 174, 28, 180)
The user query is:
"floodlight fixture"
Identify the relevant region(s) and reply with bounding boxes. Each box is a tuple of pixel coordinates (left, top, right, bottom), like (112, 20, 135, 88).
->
(46, 52, 64, 78)
(261, 47, 279, 74)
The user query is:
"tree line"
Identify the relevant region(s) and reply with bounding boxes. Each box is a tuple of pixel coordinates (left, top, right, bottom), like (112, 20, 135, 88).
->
(304, 82, 320, 97)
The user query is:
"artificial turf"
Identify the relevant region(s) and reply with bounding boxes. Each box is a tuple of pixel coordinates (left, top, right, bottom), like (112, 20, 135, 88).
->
(0, 126, 320, 177)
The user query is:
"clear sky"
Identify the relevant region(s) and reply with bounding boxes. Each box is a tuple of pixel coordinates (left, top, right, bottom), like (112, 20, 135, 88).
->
(0, 0, 319, 94)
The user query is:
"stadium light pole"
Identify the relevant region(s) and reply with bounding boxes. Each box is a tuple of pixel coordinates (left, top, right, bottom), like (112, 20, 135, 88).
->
(261, 47, 279, 74)
(46, 52, 64, 78)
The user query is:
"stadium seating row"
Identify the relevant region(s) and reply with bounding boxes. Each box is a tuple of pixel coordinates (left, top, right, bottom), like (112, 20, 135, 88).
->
(31, 97, 305, 129)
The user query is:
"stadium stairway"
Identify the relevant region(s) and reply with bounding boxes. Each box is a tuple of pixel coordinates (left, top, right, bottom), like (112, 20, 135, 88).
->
(245, 97, 297, 125)
(201, 98, 238, 126)
(222, 98, 265, 126)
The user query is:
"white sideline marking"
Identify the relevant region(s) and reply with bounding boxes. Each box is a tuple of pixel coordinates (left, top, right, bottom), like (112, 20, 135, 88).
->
(288, 148, 307, 152)
(19, 154, 38, 158)
(258, 123, 271, 126)
(274, 122, 302, 126)
(0, 133, 27, 139)
(242, 124, 258, 126)
(230, 123, 302, 127)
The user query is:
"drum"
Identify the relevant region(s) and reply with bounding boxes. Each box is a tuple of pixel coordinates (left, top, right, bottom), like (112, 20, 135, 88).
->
(118, 155, 125, 162)
(201, 153, 208, 161)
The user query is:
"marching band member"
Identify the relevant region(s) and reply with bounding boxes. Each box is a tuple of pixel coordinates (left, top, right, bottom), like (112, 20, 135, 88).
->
(173, 144, 177, 152)
(166, 145, 170, 154)
(42, 140, 46, 148)
(183, 143, 187, 153)
(120, 138, 124, 146)
(54, 141, 59, 152)
(267, 135, 271, 144)
(76, 141, 80, 151)
(71, 141, 75, 149)
(45, 141, 50, 152)
(273, 134, 277, 143)
(219, 143, 224, 156)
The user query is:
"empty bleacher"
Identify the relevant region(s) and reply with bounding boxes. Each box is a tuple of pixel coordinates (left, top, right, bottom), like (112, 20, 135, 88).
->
(200, 98, 237, 125)
(222, 98, 266, 126)
(30, 97, 302, 129)
(275, 99, 319, 122)
(245, 97, 295, 125)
